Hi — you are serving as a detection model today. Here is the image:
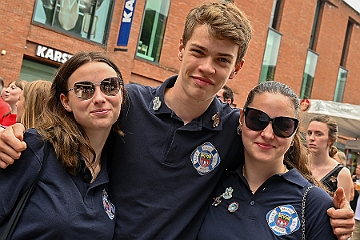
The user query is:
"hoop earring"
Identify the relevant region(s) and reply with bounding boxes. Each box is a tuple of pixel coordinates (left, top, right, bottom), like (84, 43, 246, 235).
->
(237, 124, 242, 135)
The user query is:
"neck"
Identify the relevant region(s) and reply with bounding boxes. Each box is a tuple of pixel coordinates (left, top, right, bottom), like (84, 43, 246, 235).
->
(83, 129, 110, 182)
(242, 160, 288, 194)
(308, 151, 330, 166)
(164, 81, 213, 125)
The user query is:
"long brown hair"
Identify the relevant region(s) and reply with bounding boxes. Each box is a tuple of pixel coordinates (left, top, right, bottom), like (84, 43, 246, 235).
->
(20, 80, 52, 129)
(37, 51, 126, 175)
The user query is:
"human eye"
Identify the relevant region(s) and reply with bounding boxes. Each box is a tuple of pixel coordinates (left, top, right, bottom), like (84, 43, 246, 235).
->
(218, 57, 230, 63)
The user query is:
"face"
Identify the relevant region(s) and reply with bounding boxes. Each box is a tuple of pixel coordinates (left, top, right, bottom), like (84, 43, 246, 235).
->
(177, 24, 243, 102)
(306, 121, 331, 154)
(240, 92, 296, 165)
(3, 81, 22, 105)
(356, 166, 360, 175)
(60, 61, 123, 135)
(16, 90, 25, 122)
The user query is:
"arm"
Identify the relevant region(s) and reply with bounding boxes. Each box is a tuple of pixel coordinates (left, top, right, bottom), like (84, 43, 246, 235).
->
(0, 123, 27, 169)
(337, 167, 354, 202)
(327, 187, 355, 240)
(305, 186, 337, 240)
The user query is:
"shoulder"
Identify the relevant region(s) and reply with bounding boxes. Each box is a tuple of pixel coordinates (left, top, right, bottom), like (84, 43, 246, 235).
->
(338, 166, 351, 176)
(23, 129, 47, 163)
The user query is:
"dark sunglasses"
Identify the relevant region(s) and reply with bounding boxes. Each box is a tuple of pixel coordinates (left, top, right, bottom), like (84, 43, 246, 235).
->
(66, 77, 123, 100)
(243, 107, 299, 138)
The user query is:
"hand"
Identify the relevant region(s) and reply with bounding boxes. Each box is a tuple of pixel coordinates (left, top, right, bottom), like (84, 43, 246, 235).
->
(327, 187, 355, 239)
(0, 123, 27, 169)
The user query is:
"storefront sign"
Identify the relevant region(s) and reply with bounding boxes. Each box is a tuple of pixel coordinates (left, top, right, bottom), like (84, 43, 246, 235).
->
(117, 0, 137, 46)
(35, 45, 72, 63)
(345, 140, 360, 150)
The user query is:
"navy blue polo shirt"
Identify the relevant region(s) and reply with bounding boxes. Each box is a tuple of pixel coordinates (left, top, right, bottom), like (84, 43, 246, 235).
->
(0, 129, 115, 239)
(109, 76, 243, 239)
(198, 167, 336, 239)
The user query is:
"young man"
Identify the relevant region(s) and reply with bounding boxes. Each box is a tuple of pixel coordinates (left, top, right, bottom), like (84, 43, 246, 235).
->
(0, 2, 354, 239)
(217, 85, 236, 107)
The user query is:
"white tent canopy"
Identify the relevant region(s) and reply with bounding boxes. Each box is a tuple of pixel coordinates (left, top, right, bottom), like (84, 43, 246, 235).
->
(300, 99, 360, 139)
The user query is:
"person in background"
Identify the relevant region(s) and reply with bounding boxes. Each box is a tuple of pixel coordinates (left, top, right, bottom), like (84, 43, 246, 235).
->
(0, 51, 125, 238)
(351, 164, 360, 211)
(16, 80, 52, 129)
(0, 77, 10, 118)
(352, 164, 360, 240)
(334, 151, 347, 166)
(0, 79, 27, 127)
(198, 81, 337, 239)
(307, 115, 353, 202)
(0, 2, 354, 239)
(216, 85, 237, 107)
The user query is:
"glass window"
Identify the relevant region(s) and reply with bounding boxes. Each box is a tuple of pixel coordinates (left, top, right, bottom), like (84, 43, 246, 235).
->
(300, 50, 318, 99)
(333, 67, 348, 102)
(136, 0, 171, 62)
(269, 0, 283, 29)
(20, 58, 57, 82)
(32, 0, 114, 44)
(259, 29, 282, 82)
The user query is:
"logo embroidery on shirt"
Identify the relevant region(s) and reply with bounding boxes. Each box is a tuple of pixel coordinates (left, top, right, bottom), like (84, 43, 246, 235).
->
(102, 189, 115, 220)
(191, 142, 220, 175)
(266, 205, 300, 236)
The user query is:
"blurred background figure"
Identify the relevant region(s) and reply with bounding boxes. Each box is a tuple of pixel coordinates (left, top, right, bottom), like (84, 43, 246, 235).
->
(353, 163, 360, 240)
(0, 79, 27, 127)
(306, 114, 353, 201)
(216, 85, 237, 108)
(0, 77, 10, 118)
(333, 151, 347, 165)
(16, 80, 51, 129)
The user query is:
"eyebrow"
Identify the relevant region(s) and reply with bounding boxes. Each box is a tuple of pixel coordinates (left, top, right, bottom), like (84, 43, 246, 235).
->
(190, 43, 235, 59)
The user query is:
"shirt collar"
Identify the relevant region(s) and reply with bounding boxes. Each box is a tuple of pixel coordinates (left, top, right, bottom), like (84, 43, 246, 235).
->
(149, 75, 225, 131)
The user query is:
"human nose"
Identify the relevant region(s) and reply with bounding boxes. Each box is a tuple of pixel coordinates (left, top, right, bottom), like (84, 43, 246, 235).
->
(199, 57, 215, 74)
(92, 85, 106, 103)
(307, 133, 315, 141)
(260, 121, 274, 139)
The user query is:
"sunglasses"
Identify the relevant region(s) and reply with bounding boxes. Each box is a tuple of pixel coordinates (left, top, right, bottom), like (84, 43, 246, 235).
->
(243, 107, 299, 138)
(66, 77, 123, 100)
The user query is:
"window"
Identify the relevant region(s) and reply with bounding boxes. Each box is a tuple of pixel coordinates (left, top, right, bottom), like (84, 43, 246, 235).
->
(20, 58, 57, 82)
(269, 0, 282, 29)
(333, 67, 348, 102)
(32, 0, 114, 44)
(300, 0, 323, 98)
(300, 50, 318, 99)
(259, 29, 282, 82)
(259, 0, 283, 83)
(136, 0, 171, 62)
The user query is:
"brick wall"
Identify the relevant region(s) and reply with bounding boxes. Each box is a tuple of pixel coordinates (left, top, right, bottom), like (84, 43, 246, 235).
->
(0, 0, 359, 106)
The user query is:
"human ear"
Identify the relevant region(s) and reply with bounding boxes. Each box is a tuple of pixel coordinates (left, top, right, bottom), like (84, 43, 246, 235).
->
(60, 93, 72, 112)
(229, 59, 245, 79)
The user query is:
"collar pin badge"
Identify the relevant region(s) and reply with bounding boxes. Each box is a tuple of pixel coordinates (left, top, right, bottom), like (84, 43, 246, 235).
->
(212, 112, 220, 128)
(212, 194, 223, 207)
(152, 96, 162, 111)
(228, 202, 239, 213)
(222, 187, 234, 199)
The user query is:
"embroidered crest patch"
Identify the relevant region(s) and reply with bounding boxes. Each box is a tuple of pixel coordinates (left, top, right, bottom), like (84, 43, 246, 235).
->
(191, 142, 220, 175)
(102, 189, 115, 220)
(266, 205, 300, 236)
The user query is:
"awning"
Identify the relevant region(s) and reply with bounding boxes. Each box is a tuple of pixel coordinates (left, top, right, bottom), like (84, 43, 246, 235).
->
(299, 99, 360, 139)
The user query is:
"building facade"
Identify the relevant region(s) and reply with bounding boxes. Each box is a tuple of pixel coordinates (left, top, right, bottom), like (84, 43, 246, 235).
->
(0, 0, 359, 108)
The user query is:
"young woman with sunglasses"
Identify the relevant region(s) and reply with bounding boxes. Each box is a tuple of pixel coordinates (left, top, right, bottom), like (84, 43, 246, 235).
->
(306, 115, 353, 201)
(0, 51, 125, 238)
(198, 81, 336, 239)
